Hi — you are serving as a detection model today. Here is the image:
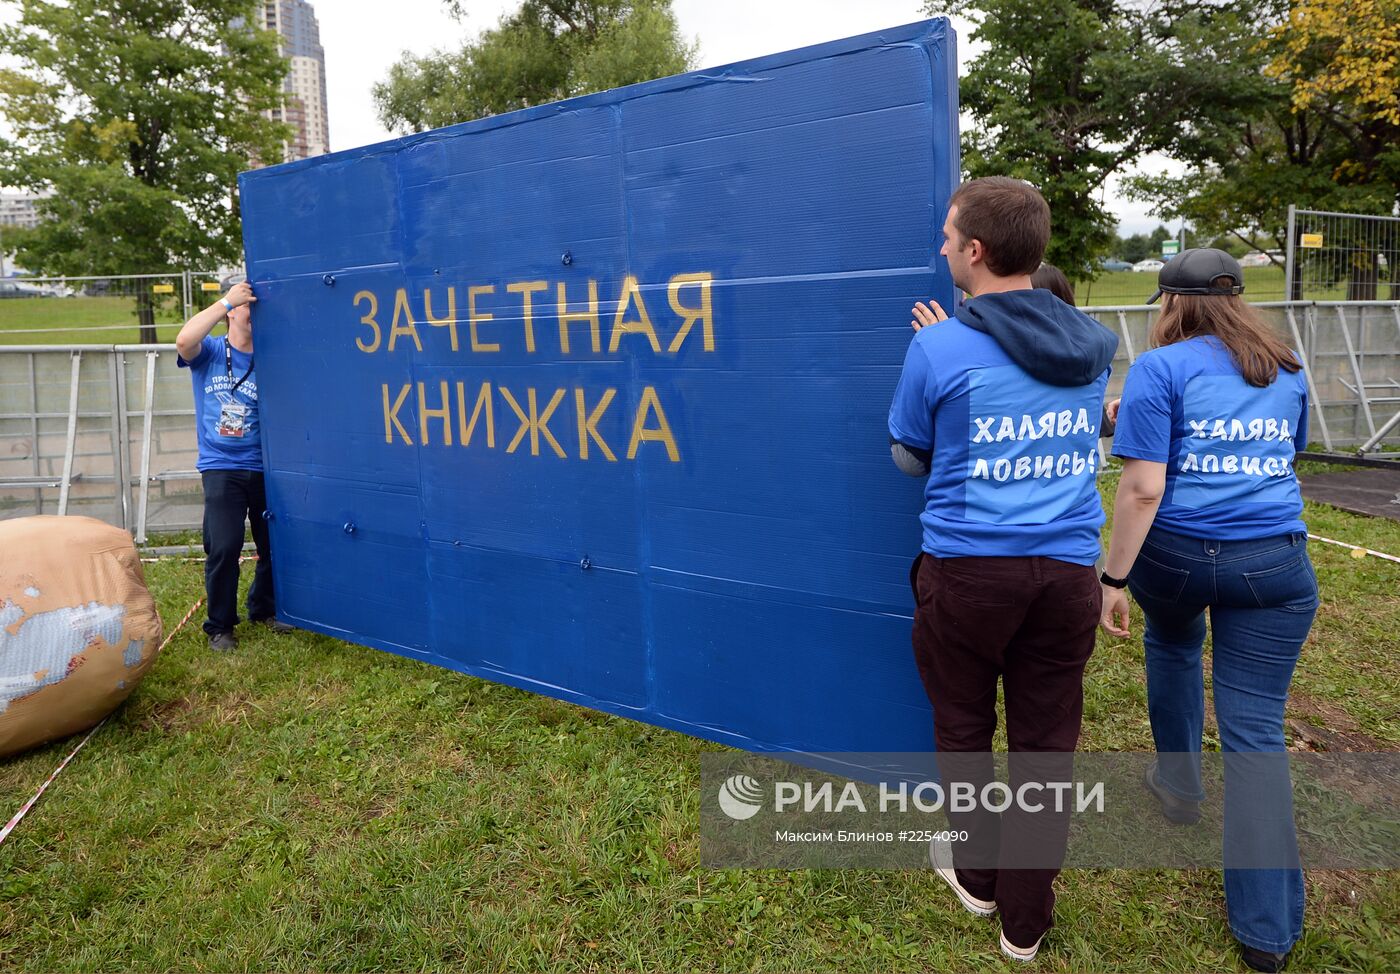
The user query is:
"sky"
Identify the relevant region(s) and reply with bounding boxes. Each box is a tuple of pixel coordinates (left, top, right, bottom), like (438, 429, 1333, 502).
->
(318, 0, 1174, 234)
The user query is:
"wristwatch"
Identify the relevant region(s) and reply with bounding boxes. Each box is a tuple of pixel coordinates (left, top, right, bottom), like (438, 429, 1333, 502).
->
(1099, 570, 1129, 589)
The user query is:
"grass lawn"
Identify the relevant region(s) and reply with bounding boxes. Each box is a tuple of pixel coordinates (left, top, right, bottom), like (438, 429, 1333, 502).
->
(1077, 265, 1400, 306)
(1, 480, 1398, 971)
(0, 296, 185, 345)
(1079, 266, 1299, 307)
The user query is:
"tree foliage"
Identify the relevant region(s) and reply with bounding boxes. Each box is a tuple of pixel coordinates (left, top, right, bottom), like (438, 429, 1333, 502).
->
(925, 0, 1256, 280)
(1273, 0, 1400, 129)
(373, 0, 696, 135)
(1264, 0, 1400, 213)
(1114, 224, 1175, 264)
(1127, 0, 1399, 289)
(0, 0, 290, 337)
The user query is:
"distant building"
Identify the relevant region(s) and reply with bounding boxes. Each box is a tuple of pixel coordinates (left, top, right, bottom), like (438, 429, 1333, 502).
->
(0, 191, 47, 230)
(258, 0, 330, 162)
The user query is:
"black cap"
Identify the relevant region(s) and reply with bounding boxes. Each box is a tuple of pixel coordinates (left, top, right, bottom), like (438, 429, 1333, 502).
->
(1148, 248, 1244, 303)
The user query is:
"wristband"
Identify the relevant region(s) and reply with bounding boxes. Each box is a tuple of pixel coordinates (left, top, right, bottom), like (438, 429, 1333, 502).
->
(1099, 570, 1129, 589)
(221, 298, 234, 313)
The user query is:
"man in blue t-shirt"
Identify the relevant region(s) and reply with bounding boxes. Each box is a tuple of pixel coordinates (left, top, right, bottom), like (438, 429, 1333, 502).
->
(176, 277, 292, 651)
(887, 177, 1118, 963)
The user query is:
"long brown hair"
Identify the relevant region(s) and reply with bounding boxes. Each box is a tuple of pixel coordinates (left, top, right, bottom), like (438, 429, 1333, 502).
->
(1151, 279, 1301, 387)
(1031, 263, 1075, 305)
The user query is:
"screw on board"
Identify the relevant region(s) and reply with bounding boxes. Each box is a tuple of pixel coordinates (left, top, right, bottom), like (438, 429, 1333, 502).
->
(579, 555, 591, 570)
(322, 274, 336, 286)
(561, 251, 573, 266)
(343, 521, 356, 535)
(262, 510, 274, 521)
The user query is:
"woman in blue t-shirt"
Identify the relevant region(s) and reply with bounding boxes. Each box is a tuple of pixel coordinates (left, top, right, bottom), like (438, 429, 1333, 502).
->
(1099, 249, 1313, 974)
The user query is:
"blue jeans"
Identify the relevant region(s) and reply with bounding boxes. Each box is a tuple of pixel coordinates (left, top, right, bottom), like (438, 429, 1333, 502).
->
(1128, 525, 1317, 954)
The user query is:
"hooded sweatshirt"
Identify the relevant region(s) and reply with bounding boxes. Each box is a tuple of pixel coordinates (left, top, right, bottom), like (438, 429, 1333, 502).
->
(887, 288, 1119, 565)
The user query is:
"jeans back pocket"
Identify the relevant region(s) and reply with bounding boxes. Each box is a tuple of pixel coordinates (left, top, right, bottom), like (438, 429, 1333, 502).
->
(1242, 555, 1319, 611)
(1128, 550, 1193, 604)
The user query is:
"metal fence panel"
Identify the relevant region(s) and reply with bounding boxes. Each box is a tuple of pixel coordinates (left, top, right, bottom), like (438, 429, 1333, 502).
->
(0, 271, 219, 344)
(1082, 301, 1400, 455)
(0, 301, 1395, 543)
(1286, 207, 1400, 302)
(0, 346, 200, 538)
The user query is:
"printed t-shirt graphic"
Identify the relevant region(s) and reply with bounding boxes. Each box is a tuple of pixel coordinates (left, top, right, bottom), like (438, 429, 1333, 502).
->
(888, 291, 1116, 567)
(178, 335, 263, 471)
(1112, 335, 1307, 540)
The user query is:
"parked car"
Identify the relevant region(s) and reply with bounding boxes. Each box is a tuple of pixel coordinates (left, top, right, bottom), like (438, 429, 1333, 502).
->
(77, 278, 114, 297)
(1132, 259, 1165, 273)
(0, 280, 45, 298)
(1239, 251, 1279, 268)
(1099, 258, 1133, 272)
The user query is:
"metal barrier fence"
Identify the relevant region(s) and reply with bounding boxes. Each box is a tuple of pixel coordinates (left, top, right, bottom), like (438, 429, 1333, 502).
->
(0, 270, 225, 341)
(1286, 208, 1400, 302)
(0, 344, 201, 541)
(1084, 301, 1400, 454)
(0, 301, 1396, 539)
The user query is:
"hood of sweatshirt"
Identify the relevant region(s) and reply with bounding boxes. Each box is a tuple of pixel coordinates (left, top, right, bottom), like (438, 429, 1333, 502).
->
(958, 289, 1119, 387)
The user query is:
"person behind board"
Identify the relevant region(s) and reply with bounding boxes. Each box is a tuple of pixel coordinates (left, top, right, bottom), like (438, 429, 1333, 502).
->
(175, 276, 294, 651)
(1030, 262, 1116, 437)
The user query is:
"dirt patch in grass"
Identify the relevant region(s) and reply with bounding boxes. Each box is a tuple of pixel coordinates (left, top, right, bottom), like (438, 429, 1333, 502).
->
(139, 696, 197, 732)
(1307, 869, 1384, 912)
(1193, 660, 1385, 753)
(206, 692, 255, 727)
(136, 692, 254, 733)
(360, 795, 398, 822)
(1286, 690, 1385, 752)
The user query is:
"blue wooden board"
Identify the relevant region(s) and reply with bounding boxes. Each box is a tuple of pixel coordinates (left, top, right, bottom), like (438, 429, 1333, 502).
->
(239, 18, 960, 754)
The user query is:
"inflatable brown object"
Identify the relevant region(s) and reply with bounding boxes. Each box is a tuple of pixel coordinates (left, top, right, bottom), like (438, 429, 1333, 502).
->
(0, 516, 163, 758)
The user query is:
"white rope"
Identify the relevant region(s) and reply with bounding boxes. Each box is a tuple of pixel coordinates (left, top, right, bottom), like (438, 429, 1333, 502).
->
(1307, 534, 1400, 564)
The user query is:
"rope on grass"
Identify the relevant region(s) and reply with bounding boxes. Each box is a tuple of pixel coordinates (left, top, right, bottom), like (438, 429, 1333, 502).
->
(0, 595, 204, 849)
(1307, 534, 1400, 565)
(161, 596, 206, 646)
(0, 717, 108, 848)
(139, 554, 259, 564)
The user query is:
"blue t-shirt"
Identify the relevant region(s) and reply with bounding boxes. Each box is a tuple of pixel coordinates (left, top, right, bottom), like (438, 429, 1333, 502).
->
(178, 335, 263, 472)
(1112, 335, 1308, 540)
(888, 320, 1109, 565)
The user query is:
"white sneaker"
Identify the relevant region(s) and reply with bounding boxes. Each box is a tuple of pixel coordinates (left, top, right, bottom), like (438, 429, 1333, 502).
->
(928, 835, 996, 917)
(1000, 928, 1045, 963)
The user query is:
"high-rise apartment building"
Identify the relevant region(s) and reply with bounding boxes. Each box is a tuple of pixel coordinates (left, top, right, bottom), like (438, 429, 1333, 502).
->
(258, 0, 330, 162)
(0, 191, 47, 230)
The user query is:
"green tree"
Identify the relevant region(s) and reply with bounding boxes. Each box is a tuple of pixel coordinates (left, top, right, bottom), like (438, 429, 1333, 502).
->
(925, 0, 1258, 281)
(1116, 225, 1174, 264)
(373, 0, 696, 134)
(1207, 233, 1250, 258)
(1127, 0, 1400, 297)
(0, 0, 290, 341)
